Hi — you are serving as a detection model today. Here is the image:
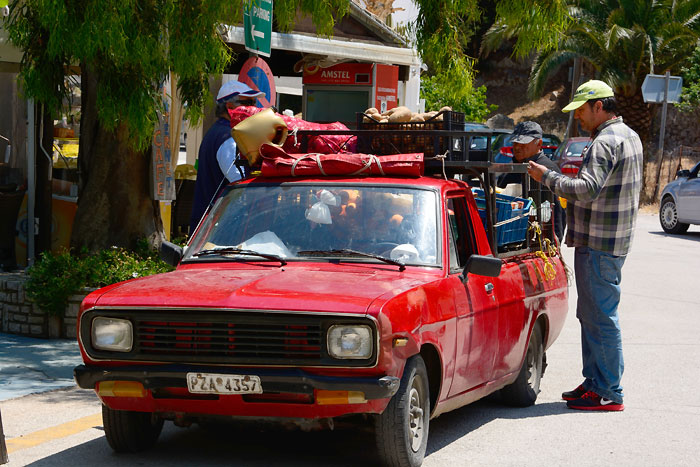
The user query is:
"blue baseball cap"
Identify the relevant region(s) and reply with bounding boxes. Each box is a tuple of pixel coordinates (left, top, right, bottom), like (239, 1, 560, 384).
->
(216, 80, 264, 103)
(511, 121, 543, 144)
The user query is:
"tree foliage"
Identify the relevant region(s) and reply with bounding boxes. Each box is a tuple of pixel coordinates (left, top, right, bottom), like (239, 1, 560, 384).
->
(421, 73, 496, 122)
(6, 0, 242, 149)
(486, 0, 569, 58)
(5, 0, 350, 151)
(677, 42, 700, 113)
(484, 0, 700, 142)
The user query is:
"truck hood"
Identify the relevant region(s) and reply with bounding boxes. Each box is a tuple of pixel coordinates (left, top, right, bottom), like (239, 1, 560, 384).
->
(92, 264, 434, 314)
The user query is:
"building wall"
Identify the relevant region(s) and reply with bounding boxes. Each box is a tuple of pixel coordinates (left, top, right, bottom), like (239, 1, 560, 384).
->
(0, 272, 86, 339)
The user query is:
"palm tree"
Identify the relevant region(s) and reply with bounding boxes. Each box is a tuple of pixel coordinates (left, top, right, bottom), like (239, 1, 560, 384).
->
(484, 0, 700, 144)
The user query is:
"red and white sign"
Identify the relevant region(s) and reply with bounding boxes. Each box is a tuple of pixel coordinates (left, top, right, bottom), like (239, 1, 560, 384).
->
(303, 63, 374, 85)
(238, 56, 276, 108)
(374, 64, 398, 113)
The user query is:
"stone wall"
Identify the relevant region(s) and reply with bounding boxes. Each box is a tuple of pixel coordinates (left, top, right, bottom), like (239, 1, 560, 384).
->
(0, 272, 86, 339)
(650, 106, 700, 154)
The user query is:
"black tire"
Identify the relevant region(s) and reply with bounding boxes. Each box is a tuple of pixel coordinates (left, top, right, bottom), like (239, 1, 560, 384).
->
(500, 325, 544, 407)
(102, 405, 164, 453)
(659, 197, 689, 234)
(375, 355, 430, 467)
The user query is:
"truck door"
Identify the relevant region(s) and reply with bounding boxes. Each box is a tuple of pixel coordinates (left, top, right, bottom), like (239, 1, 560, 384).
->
(446, 195, 500, 396)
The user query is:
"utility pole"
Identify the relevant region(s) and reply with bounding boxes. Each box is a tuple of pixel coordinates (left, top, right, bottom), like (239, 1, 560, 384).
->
(565, 57, 582, 139)
(652, 71, 671, 201)
(1, 407, 8, 464)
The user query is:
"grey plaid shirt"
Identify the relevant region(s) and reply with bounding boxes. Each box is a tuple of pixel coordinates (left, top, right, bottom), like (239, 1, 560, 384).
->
(541, 117, 642, 256)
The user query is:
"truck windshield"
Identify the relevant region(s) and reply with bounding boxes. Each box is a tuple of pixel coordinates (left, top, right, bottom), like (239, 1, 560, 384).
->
(185, 184, 439, 267)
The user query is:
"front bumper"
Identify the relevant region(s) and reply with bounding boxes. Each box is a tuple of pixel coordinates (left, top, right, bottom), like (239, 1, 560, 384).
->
(74, 364, 399, 400)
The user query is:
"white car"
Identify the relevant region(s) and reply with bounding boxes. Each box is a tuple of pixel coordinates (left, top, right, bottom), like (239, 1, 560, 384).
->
(659, 161, 700, 234)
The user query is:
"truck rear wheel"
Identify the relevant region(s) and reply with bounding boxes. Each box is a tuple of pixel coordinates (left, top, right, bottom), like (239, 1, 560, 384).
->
(102, 405, 164, 453)
(500, 325, 544, 407)
(375, 355, 429, 467)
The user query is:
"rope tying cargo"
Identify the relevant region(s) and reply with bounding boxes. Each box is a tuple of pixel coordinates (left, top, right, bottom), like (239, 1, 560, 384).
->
(349, 155, 385, 176)
(289, 127, 299, 147)
(433, 150, 449, 180)
(528, 221, 557, 281)
(290, 153, 387, 177)
(291, 153, 326, 176)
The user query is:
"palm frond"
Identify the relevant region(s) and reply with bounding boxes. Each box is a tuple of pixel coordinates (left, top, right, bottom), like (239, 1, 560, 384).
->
(480, 21, 515, 57)
(529, 49, 578, 99)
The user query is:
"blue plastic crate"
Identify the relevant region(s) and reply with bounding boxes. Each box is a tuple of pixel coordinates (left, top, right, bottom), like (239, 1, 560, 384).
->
(472, 188, 532, 246)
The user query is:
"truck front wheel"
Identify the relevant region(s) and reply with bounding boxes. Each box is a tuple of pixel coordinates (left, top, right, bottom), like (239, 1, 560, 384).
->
(375, 355, 430, 467)
(102, 405, 164, 453)
(500, 325, 544, 407)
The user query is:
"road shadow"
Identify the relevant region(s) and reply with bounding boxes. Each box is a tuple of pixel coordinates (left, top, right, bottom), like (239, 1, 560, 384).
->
(0, 333, 82, 400)
(647, 229, 700, 242)
(425, 396, 569, 456)
(21, 397, 569, 467)
(24, 419, 381, 467)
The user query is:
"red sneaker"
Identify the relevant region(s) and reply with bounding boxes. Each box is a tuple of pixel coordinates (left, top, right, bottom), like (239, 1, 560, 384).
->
(562, 384, 586, 401)
(567, 391, 624, 411)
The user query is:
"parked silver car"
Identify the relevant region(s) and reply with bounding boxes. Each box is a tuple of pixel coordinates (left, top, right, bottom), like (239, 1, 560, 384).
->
(659, 161, 700, 234)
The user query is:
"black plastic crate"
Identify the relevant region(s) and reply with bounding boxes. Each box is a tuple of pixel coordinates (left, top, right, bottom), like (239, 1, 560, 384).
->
(356, 110, 467, 160)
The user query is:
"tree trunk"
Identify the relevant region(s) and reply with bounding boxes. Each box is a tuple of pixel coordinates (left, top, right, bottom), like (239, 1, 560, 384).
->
(615, 90, 653, 203)
(71, 63, 164, 252)
(615, 91, 651, 146)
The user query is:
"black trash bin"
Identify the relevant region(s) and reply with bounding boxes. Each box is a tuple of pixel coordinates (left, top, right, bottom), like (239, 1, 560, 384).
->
(0, 188, 25, 271)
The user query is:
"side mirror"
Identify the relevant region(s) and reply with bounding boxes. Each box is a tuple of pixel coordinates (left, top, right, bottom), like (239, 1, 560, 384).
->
(465, 254, 502, 277)
(160, 240, 183, 267)
(676, 169, 691, 179)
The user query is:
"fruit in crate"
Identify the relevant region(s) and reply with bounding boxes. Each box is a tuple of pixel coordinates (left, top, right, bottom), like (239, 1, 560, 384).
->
(362, 106, 452, 123)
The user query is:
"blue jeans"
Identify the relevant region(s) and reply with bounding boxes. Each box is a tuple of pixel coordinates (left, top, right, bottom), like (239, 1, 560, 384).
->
(574, 247, 626, 403)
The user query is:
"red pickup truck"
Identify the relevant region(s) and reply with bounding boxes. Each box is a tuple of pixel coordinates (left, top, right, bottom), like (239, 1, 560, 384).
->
(74, 167, 568, 467)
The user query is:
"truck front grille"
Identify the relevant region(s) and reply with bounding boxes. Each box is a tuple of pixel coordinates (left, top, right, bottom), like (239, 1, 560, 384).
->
(136, 319, 322, 361)
(81, 309, 376, 367)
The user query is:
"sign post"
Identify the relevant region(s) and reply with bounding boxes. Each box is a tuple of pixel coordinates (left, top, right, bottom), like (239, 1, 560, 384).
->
(1, 407, 8, 464)
(243, 0, 273, 57)
(238, 56, 276, 108)
(642, 72, 683, 199)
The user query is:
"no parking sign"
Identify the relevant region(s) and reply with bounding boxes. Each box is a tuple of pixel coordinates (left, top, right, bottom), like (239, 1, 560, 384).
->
(239, 56, 276, 108)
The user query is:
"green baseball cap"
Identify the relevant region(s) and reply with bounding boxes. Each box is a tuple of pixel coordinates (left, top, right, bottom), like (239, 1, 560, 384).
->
(562, 80, 614, 113)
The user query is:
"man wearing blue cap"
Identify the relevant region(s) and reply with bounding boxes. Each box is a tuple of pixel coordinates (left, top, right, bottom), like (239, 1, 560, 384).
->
(528, 79, 643, 411)
(189, 80, 264, 234)
(497, 121, 565, 242)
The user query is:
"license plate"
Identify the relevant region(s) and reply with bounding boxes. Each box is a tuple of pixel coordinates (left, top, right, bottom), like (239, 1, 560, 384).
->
(186, 373, 263, 395)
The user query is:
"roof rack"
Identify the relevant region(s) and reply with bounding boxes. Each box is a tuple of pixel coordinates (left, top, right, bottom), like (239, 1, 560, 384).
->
(289, 122, 559, 256)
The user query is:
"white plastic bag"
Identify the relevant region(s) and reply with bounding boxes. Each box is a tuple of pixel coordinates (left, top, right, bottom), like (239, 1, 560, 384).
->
(305, 189, 339, 224)
(239, 231, 293, 258)
(390, 244, 420, 263)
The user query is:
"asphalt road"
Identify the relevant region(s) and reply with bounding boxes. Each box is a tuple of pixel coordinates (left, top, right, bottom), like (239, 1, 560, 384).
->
(1, 213, 698, 466)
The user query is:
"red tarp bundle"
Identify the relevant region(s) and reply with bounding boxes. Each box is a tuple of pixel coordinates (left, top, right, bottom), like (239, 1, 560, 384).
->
(258, 144, 424, 178)
(229, 106, 357, 154)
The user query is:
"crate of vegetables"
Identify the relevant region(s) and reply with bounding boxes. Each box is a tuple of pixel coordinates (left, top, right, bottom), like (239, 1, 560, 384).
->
(356, 107, 467, 160)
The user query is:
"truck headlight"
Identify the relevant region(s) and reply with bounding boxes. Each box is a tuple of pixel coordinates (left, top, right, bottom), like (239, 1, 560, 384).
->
(327, 325, 372, 359)
(92, 317, 133, 352)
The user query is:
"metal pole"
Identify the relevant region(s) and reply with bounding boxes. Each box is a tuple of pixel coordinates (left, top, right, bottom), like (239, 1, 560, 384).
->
(653, 71, 670, 201)
(565, 57, 582, 139)
(27, 98, 36, 266)
(0, 407, 8, 464)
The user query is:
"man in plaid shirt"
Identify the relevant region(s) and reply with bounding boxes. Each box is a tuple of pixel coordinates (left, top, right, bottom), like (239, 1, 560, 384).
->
(528, 80, 643, 411)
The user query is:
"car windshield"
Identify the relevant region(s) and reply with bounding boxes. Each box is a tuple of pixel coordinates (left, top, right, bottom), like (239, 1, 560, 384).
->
(565, 141, 589, 158)
(470, 136, 488, 150)
(185, 184, 440, 267)
(493, 134, 514, 151)
(542, 135, 560, 146)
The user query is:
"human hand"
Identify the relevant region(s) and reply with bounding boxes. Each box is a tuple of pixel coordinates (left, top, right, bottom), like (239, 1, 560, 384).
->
(527, 161, 548, 182)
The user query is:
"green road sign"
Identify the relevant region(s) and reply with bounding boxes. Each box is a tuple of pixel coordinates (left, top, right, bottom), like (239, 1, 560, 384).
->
(244, 0, 273, 57)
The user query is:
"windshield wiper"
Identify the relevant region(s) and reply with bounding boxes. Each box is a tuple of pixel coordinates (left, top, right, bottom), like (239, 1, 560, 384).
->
(192, 247, 287, 266)
(296, 249, 405, 271)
